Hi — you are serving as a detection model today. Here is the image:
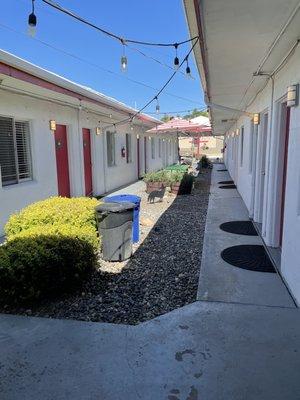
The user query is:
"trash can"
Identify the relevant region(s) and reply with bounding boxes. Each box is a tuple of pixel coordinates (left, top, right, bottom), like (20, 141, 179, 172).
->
(104, 194, 141, 243)
(95, 202, 135, 262)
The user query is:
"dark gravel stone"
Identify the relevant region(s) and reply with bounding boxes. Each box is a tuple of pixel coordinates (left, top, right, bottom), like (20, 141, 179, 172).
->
(1, 170, 211, 325)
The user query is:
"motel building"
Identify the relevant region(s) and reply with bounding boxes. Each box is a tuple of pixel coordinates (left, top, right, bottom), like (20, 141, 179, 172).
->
(0, 49, 178, 236)
(184, 0, 300, 304)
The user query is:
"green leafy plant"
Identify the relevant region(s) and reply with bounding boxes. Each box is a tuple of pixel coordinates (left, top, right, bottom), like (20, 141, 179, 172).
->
(0, 235, 96, 303)
(1, 196, 100, 304)
(5, 197, 99, 236)
(143, 170, 171, 185)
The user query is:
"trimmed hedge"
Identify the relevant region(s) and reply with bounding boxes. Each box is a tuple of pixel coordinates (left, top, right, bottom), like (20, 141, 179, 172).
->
(1, 196, 100, 304)
(0, 235, 96, 303)
(5, 196, 98, 237)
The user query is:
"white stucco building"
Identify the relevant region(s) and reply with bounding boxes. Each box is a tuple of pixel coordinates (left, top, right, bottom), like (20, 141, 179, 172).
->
(0, 50, 178, 235)
(184, 0, 300, 304)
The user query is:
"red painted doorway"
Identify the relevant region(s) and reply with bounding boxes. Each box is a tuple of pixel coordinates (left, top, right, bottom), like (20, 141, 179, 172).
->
(54, 124, 70, 197)
(82, 128, 93, 196)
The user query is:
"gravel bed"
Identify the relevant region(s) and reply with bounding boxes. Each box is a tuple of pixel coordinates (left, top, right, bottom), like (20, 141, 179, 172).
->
(1, 169, 211, 325)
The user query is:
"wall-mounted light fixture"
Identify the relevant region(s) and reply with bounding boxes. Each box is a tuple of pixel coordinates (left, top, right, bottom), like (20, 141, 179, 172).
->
(49, 120, 56, 132)
(236, 128, 239, 136)
(136, 134, 140, 139)
(253, 113, 260, 125)
(96, 127, 101, 135)
(287, 84, 299, 107)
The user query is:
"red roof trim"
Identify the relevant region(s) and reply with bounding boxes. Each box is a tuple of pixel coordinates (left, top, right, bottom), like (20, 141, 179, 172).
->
(0, 61, 152, 123)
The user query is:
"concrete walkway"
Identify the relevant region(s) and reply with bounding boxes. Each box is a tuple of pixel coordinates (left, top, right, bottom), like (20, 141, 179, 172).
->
(198, 165, 295, 308)
(1, 165, 300, 400)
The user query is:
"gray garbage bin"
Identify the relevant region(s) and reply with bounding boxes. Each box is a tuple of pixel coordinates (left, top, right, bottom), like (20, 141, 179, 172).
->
(95, 202, 135, 262)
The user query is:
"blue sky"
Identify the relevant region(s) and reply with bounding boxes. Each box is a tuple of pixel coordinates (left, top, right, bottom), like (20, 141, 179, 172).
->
(0, 0, 205, 116)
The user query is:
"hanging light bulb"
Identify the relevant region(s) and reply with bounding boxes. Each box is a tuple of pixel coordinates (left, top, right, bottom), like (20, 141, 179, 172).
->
(120, 39, 127, 72)
(185, 57, 191, 79)
(28, 0, 37, 37)
(155, 97, 160, 114)
(174, 43, 179, 69)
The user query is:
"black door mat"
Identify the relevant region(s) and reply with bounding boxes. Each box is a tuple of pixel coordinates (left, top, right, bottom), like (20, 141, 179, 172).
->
(220, 221, 258, 236)
(218, 180, 234, 184)
(219, 184, 237, 189)
(221, 245, 275, 273)
(217, 169, 228, 171)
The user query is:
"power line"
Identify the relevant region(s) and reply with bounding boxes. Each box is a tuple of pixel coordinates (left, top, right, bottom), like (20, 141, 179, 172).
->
(103, 38, 200, 130)
(41, 0, 199, 47)
(0, 22, 202, 105)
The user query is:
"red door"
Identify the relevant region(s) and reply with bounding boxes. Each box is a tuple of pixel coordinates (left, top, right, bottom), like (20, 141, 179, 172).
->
(54, 124, 70, 197)
(82, 128, 93, 196)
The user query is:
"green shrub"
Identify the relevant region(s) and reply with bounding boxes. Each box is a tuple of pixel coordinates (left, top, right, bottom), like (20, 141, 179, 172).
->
(168, 170, 185, 184)
(7, 224, 99, 250)
(5, 196, 99, 237)
(201, 155, 210, 168)
(178, 173, 195, 194)
(0, 235, 96, 303)
(1, 196, 100, 304)
(143, 170, 171, 185)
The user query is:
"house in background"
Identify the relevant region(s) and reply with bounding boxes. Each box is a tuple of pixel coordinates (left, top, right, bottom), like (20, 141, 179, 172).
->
(184, 0, 300, 304)
(0, 49, 178, 235)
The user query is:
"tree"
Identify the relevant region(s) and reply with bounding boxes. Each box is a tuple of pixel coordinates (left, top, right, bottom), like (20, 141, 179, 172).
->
(183, 108, 208, 120)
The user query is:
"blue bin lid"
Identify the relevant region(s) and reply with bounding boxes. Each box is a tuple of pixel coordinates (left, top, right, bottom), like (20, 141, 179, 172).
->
(105, 194, 141, 206)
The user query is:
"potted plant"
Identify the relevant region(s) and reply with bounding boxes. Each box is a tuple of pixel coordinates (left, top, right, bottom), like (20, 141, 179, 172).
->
(143, 170, 170, 193)
(170, 171, 195, 195)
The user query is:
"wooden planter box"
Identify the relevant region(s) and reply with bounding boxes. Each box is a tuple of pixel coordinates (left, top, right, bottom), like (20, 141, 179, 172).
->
(146, 182, 166, 194)
(171, 182, 181, 195)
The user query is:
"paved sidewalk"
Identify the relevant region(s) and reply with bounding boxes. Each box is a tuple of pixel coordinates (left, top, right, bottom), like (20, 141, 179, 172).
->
(1, 165, 300, 400)
(198, 165, 295, 308)
(1, 301, 300, 400)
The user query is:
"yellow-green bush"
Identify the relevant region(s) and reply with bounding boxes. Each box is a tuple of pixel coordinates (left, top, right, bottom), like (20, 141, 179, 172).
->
(1, 196, 100, 304)
(0, 235, 96, 303)
(5, 196, 99, 236)
(7, 224, 99, 250)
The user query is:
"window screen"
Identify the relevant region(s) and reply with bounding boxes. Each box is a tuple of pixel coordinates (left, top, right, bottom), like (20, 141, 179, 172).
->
(0, 117, 32, 186)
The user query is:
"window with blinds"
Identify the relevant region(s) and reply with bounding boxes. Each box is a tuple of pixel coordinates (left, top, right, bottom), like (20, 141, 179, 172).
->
(0, 117, 32, 186)
(106, 131, 116, 167)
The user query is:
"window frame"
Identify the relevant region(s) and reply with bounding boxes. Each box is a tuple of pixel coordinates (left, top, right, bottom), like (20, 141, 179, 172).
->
(151, 137, 155, 159)
(158, 138, 162, 158)
(240, 126, 244, 167)
(125, 133, 132, 164)
(106, 130, 116, 167)
(0, 116, 33, 187)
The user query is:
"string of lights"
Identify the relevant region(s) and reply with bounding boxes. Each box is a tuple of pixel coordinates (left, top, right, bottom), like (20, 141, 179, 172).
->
(28, 0, 199, 71)
(0, 21, 201, 105)
(146, 107, 207, 115)
(40, 0, 198, 46)
(101, 38, 200, 131)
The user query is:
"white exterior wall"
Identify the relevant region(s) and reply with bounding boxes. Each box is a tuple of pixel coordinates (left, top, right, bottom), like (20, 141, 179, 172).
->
(0, 89, 178, 235)
(223, 45, 300, 304)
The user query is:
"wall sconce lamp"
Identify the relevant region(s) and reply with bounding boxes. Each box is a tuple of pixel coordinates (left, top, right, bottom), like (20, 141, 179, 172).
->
(236, 128, 239, 136)
(253, 113, 260, 125)
(96, 127, 101, 135)
(136, 134, 140, 139)
(287, 84, 299, 107)
(49, 120, 56, 132)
